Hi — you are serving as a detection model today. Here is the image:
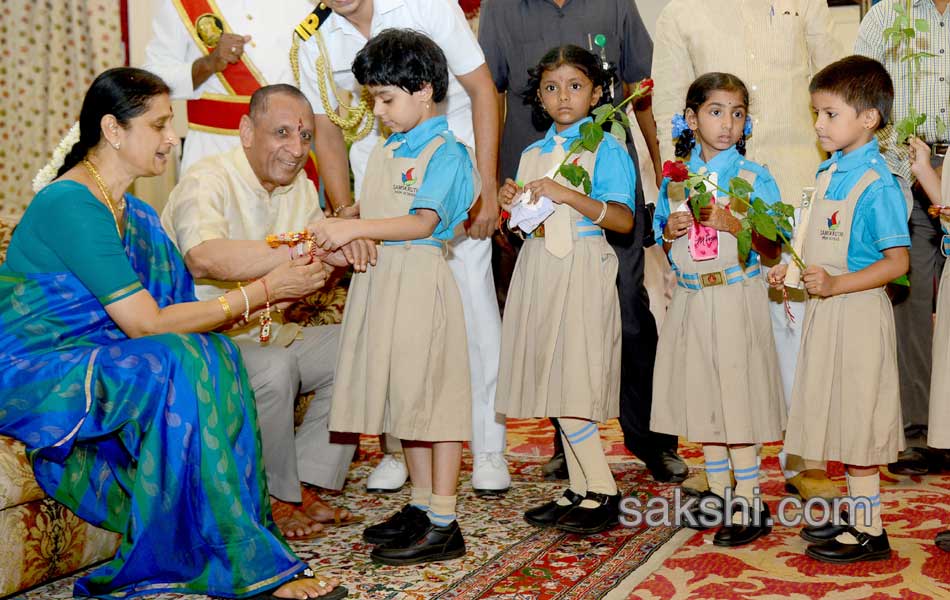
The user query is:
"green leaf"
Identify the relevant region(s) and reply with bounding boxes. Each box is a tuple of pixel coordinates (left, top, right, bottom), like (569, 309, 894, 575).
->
(729, 176, 754, 199)
(591, 104, 614, 122)
(916, 18, 930, 32)
(558, 163, 588, 187)
(750, 212, 778, 241)
(736, 228, 753, 266)
(751, 197, 770, 214)
(916, 113, 928, 126)
(893, 3, 905, 16)
(937, 115, 947, 138)
(582, 173, 592, 196)
(903, 27, 916, 38)
(777, 216, 793, 234)
(610, 121, 627, 143)
(580, 124, 604, 151)
(689, 191, 712, 219)
(891, 274, 910, 287)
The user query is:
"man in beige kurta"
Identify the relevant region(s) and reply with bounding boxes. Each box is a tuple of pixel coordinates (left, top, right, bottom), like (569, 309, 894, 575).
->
(651, 0, 843, 497)
(161, 85, 365, 539)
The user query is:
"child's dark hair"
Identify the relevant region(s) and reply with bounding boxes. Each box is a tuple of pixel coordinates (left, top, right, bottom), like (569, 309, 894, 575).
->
(352, 28, 448, 102)
(674, 72, 750, 159)
(521, 45, 613, 131)
(809, 55, 893, 131)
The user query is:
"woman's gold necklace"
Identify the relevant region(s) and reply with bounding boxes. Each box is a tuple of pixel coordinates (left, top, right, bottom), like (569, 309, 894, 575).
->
(82, 159, 125, 238)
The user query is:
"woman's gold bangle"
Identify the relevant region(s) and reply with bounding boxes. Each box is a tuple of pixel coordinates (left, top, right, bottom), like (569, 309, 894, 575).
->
(217, 295, 233, 320)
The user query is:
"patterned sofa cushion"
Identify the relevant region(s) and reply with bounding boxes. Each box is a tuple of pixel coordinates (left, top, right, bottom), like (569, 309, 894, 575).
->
(0, 438, 45, 511)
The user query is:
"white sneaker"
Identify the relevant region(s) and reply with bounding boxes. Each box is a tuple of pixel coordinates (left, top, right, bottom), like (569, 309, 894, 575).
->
(472, 452, 511, 497)
(367, 454, 408, 493)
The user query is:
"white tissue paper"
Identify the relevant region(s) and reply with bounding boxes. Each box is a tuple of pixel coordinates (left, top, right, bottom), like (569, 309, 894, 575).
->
(508, 189, 556, 234)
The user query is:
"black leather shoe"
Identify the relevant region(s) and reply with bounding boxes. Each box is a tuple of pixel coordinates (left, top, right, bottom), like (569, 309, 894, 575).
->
(888, 447, 929, 475)
(713, 503, 772, 547)
(643, 449, 688, 484)
(555, 491, 621, 535)
(370, 520, 466, 566)
(805, 528, 891, 563)
(524, 488, 583, 527)
(362, 504, 429, 545)
(800, 511, 851, 544)
(542, 452, 569, 480)
(936, 530, 950, 552)
(683, 491, 725, 531)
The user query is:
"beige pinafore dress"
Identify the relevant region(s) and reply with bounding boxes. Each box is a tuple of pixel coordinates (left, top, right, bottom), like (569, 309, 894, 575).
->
(928, 160, 950, 449)
(329, 133, 475, 441)
(496, 144, 622, 422)
(784, 166, 904, 465)
(651, 170, 786, 444)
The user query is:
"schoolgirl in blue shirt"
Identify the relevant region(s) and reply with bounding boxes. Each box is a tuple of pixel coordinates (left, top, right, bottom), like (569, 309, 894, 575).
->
(496, 45, 636, 535)
(652, 73, 786, 547)
(310, 29, 478, 567)
(770, 56, 910, 563)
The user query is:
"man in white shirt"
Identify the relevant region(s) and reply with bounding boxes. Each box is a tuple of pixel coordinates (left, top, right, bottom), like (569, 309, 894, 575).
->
(652, 0, 842, 499)
(143, 0, 317, 175)
(296, 0, 510, 495)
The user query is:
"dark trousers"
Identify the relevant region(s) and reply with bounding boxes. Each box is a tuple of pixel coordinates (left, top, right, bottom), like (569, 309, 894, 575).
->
(894, 159, 945, 440)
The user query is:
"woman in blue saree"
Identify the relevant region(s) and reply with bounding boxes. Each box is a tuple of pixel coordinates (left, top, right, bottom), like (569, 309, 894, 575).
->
(0, 68, 346, 599)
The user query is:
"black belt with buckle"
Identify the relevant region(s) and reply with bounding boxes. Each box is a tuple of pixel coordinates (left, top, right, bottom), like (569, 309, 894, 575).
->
(932, 142, 950, 158)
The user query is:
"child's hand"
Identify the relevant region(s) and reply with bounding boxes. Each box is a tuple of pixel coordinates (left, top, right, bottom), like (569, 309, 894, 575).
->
(699, 204, 740, 235)
(908, 136, 934, 177)
(801, 265, 836, 297)
(664, 211, 692, 242)
(498, 178, 521, 210)
(524, 177, 572, 205)
(767, 264, 788, 289)
(309, 217, 357, 251)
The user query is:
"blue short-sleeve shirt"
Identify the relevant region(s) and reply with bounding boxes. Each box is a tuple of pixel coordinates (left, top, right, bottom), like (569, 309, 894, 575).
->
(653, 145, 781, 260)
(521, 117, 637, 214)
(815, 139, 910, 272)
(385, 116, 475, 241)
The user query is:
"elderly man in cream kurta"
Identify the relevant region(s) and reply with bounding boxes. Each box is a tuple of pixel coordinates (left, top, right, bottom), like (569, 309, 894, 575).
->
(162, 85, 363, 541)
(652, 0, 843, 496)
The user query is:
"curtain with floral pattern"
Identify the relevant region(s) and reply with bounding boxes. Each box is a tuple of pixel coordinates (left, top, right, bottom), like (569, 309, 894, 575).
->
(0, 1, 123, 219)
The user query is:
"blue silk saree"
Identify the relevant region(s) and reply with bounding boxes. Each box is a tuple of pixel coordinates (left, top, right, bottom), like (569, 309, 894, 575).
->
(0, 192, 305, 598)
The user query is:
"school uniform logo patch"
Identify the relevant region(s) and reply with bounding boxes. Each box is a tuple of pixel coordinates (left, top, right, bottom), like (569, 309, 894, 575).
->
(819, 210, 845, 241)
(826, 211, 840, 231)
(393, 167, 419, 197)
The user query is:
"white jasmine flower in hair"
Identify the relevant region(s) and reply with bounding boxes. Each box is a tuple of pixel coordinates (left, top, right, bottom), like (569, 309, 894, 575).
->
(32, 121, 81, 192)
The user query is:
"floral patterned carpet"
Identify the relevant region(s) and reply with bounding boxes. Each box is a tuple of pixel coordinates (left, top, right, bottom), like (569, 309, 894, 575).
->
(16, 419, 682, 600)
(14, 419, 950, 599)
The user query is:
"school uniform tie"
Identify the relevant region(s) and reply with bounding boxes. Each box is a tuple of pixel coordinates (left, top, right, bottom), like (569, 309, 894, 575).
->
(545, 136, 573, 258)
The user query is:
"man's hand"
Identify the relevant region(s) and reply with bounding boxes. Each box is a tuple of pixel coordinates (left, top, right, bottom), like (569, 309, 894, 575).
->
(208, 33, 252, 72)
(467, 192, 499, 239)
(699, 204, 740, 235)
(339, 239, 378, 272)
(801, 265, 837, 297)
(309, 217, 357, 251)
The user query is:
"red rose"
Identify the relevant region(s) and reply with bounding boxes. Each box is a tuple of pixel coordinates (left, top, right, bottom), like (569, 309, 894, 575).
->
(638, 78, 655, 94)
(662, 160, 689, 183)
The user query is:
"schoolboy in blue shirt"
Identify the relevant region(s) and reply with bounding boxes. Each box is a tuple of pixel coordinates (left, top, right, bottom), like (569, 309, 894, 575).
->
(770, 55, 910, 564)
